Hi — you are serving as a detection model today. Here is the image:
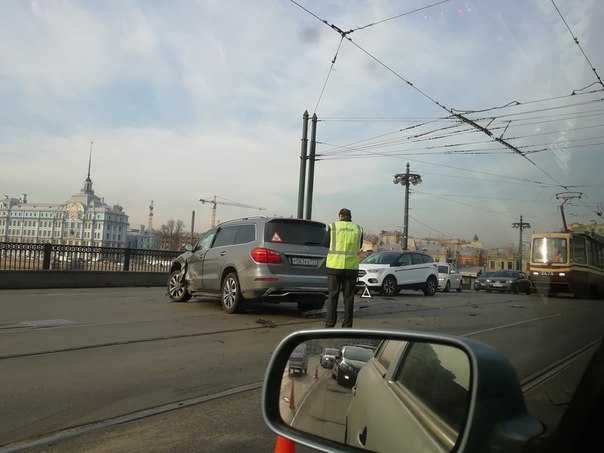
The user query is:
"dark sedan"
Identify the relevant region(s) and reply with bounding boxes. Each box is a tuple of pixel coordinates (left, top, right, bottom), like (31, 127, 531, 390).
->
(474, 271, 494, 291)
(331, 345, 374, 387)
(485, 270, 532, 294)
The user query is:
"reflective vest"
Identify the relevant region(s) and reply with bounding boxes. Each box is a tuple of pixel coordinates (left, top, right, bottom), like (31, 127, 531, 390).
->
(326, 221, 363, 270)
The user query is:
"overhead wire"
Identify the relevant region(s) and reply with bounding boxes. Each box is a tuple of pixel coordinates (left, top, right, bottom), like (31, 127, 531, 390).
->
(550, 0, 604, 90)
(289, 1, 601, 220)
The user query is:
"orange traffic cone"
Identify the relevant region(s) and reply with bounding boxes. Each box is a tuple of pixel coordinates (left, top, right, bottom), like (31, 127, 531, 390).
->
(314, 365, 319, 379)
(275, 435, 296, 453)
(289, 379, 296, 410)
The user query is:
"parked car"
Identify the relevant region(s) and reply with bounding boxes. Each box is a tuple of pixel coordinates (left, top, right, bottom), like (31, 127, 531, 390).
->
(474, 271, 494, 291)
(357, 250, 438, 297)
(320, 347, 339, 368)
(331, 345, 374, 387)
(167, 217, 328, 313)
(346, 338, 471, 451)
(288, 343, 308, 375)
(485, 270, 532, 294)
(435, 262, 463, 292)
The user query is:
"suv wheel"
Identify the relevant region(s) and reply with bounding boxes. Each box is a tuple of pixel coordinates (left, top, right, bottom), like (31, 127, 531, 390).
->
(222, 272, 243, 314)
(422, 276, 437, 296)
(380, 275, 399, 296)
(167, 270, 192, 302)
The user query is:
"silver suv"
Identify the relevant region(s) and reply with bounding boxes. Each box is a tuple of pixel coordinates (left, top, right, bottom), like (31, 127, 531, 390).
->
(167, 217, 328, 313)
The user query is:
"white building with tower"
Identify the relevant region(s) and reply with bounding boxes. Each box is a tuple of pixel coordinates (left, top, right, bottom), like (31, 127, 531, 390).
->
(0, 158, 129, 247)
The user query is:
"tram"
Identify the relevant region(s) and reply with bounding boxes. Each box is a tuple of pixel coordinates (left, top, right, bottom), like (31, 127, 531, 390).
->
(529, 230, 604, 298)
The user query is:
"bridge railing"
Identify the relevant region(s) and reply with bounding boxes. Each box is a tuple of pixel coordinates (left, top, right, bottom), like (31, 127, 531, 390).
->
(0, 242, 181, 273)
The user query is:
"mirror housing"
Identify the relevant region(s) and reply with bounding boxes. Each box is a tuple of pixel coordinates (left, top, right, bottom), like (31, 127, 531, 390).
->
(262, 329, 543, 453)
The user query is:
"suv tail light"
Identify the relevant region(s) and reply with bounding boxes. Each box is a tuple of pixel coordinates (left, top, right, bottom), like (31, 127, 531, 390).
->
(250, 247, 283, 264)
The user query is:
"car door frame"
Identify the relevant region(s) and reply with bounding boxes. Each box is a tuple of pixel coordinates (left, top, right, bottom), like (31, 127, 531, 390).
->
(186, 228, 218, 290)
(200, 225, 239, 291)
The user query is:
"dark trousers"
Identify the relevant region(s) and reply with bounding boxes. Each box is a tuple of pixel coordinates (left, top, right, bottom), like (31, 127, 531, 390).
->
(325, 271, 357, 328)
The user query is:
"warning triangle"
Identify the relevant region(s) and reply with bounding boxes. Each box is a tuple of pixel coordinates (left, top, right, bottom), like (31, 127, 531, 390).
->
(271, 232, 283, 242)
(361, 285, 372, 299)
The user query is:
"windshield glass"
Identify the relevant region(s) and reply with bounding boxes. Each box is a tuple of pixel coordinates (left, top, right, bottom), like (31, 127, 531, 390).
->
(361, 252, 399, 265)
(532, 237, 568, 264)
(492, 270, 518, 278)
(345, 347, 374, 362)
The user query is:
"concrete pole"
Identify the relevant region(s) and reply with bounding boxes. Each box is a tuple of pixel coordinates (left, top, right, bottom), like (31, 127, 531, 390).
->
(297, 111, 309, 219)
(305, 113, 317, 220)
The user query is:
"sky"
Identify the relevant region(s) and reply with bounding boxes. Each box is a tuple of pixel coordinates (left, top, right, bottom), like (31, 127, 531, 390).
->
(1, 0, 603, 247)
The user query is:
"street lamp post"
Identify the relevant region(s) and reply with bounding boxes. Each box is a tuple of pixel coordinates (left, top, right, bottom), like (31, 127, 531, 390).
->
(512, 214, 531, 271)
(393, 163, 422, 250)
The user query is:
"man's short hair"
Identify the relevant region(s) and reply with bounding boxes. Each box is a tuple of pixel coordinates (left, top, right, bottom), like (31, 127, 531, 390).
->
(339, 208, 352, 220)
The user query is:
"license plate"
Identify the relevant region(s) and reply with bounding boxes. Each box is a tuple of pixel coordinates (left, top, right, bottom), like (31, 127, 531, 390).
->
(493, 282, 503, 287)
(291, 257, 319, 267)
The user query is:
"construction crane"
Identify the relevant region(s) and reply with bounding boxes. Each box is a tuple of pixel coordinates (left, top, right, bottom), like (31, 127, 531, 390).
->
(199, 195, 266, 227)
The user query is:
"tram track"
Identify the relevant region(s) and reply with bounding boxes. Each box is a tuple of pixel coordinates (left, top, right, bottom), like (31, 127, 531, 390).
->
(0, 296, 533, 361)
(0, 382, 264, 453)
(0, 319, 318, 361)
(519, 338, 601, 393)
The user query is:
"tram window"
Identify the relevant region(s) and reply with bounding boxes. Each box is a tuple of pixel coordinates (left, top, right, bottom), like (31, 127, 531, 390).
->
(588, 241, 597, 267)
(572, 237, 587, 264)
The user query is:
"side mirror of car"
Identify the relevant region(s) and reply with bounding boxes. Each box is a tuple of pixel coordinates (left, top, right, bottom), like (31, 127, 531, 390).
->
(185, 244, 194, 252)
(262, 329, 544, 453)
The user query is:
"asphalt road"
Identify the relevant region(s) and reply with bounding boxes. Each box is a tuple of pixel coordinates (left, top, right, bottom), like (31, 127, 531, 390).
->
(1, 287, 603, 452)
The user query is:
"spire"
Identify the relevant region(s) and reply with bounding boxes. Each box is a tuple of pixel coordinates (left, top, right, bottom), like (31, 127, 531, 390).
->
(148, 200, 154, 229)
(83, 141, 94, 193)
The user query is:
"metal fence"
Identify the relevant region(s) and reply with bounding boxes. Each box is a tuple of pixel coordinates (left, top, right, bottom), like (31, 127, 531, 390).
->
(0, 242, 181, 272)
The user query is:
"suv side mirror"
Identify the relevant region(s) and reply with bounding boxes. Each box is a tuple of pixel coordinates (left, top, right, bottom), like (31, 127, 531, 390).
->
(262, 329, 543, 453)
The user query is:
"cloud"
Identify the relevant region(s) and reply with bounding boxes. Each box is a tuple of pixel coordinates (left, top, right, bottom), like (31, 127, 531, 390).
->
(0, 0, 602, 247)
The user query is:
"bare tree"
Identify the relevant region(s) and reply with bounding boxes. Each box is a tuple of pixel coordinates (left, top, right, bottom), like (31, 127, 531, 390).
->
(159, 219, 187, 250)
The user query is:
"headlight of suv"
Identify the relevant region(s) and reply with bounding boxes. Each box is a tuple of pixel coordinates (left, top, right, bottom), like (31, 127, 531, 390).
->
(367, 268, 383, 274)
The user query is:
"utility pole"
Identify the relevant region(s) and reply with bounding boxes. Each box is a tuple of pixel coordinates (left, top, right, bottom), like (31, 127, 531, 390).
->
(304, 113, 318, 220)
(297, 111, 309, 219)
(393, 163, 422, 250)
(512, 215, 531, 271)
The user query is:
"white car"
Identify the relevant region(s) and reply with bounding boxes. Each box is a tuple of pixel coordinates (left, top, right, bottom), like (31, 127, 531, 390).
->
(357, 251, 438, 297)
(436, 262, 463, 292)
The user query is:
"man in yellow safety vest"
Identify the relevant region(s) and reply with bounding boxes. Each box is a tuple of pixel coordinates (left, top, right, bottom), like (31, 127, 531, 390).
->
(324, 208, 363, 328)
